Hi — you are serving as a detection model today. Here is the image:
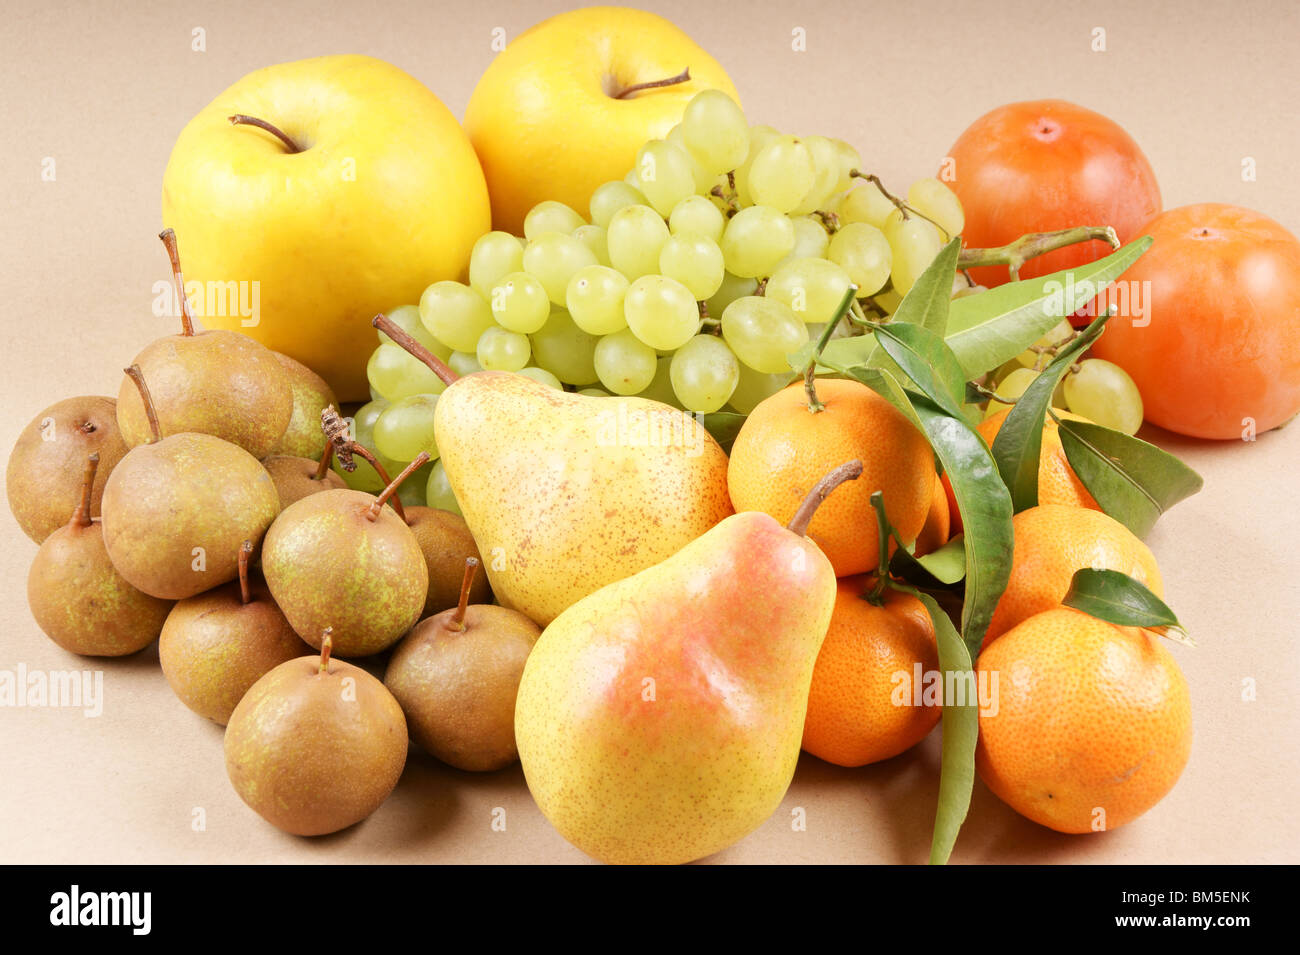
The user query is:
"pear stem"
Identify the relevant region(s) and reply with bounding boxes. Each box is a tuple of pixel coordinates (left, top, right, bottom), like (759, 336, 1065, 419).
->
(372, 314, 458, 387)
(787, 459, 864, 537)
(123, 364, 163, 444)
(158, 229, 197, 336)
(236, 540, 253, 605)
(319, 628, 333, 674)
(228, 114, 303, 154)
(447, 558, 479, 633)
(612, 67, 691, 99)
(366, 452, 430, 522)
(313, 442, 334, 481)
(69, 453, 99, 528)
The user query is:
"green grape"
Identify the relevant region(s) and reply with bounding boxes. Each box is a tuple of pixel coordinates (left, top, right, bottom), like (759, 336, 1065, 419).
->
(488, 271, 550, 334)
(840, 180, 895, 228)
(566, 264, 630, 335)
(367, 343, 447, 400)
(659, 234, 725, 300)
(873, 287, 904, 314)
(747, 136, 815, 214)
(590, 180, 647, 228)
(883, 210, 944, 296)
(705, 271, 759, 318)
(468, 231, 525, 299)
(828, 222, 892, 296)
(906, 177, 964, 240)
(766, 257, 854, 324)
(668, 194, 726, 243)
(515, 366, 563, 390)
(623, 275, 700, 351)
(593, 328, 658, 395)
(720, 296, 808, 373)
(784, 215, 831, 264)
(1012, 319, 1074, 369)
(529, 308, 599, 385)
(573, 224, 609, 264)
(791, 136, 841, 215)
(830, 139, 862, 194)
(1063, 359, 1144, 434)
(333, 399, 389, 492)
(670, 334, 740, 413)
(378, 303, 450, 358)
(727, 364, 795, 413)
(733, 124, 783, 206)
(425, 459, 461, 515)
(680, 89, 749, 175)
(636, 356, 682, 408)
(983, 367, 1040, 419)
(419, 281, 494, 353)
(524, 200, 586, 239)
(607, 204, 671, 280)
(720, 206, 795, 278)
(374, 394, 440, 462)
(665, 124, 717, 194)
(577, 387, 610, 397)
(447, 350, 484, 377)
(634, 140, 697, 216)
(522, 232, 599, 304)
(476, 325, 531, 371)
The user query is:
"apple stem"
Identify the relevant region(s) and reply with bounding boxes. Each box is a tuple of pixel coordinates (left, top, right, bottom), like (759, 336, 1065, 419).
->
(228, 114, 303, 154)
(787, 459, 864, 537)
(123, 364, 163, 444)
(319, 628, 333, 674)
(367, 452, 430, 522)
(957, 227, 1121, 282)
(158, 229, 197, 336)
(613, 67, 691, 99)
(69, 453, 99, 528)
(313, 442, 334, 482)
(371, 314, 458, 387)
(447, 558, 479, 633)
(236, 540, 254, 605)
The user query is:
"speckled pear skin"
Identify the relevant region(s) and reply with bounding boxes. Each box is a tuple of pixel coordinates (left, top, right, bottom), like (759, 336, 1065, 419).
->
(159, 577, 310, 725)
(224, 655, 408, 836)
(433, 372, 734, 626)
(116, 330, 293, 459)
(403, 507, 492, 619)
(100, 433, 280, 600)
(514, 511, 837, 865)
(260, 489, 428, 658)
(27, 519, 173, 657)
(262, 454, 348, 511)
(266, 351, 337, 460)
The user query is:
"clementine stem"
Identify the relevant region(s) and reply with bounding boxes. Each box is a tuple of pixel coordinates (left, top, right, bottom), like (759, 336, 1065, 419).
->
(957, 227, 1120, 282)
(372, 314, 458, 387)
(787, 459, 864, 537)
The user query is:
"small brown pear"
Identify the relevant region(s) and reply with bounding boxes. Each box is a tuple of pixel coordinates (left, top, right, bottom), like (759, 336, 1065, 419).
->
(26, 453, 173, 656)
(7, 396, 128, 542)
(385, 558, 541, 771)
(404, 506, 491, 618)
(159, 541, 310, 724)
(262, 443, 347, 511)
(266, 351, 338, 460)
(224, 629, 408, 836)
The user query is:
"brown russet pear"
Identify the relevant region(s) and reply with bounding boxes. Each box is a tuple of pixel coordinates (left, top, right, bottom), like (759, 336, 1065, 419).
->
(515, 460, 862, 865)
(262, 444, 347, 510)
(224, 630, 408, 836)
(403, 506, 491, 618)
(385, 558, 540, 771)
(7, 396, 128, 542)
(261, 455, 429, 657)
(159, 541, 309, 724)
(27, 454, 173, 656)
(374, 314, 733, 626)
(116, 230, 292, 458)
(266, 351, 338, 460)
(100, 366, 280, 600)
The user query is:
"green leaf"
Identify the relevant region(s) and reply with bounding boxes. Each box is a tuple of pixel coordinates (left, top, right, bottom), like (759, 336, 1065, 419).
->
(814, 361, 926, 434)
(873, 322, 968, 418)
(890, 237, 961, 336)
(1057, 418, 1204, 537)
(699, 411, 746, 453)
(1063, 569, 1193, 645)
(990, 313, 1108, 512)
(945, 237, 1152, 378)
(917, 535, 967, 584)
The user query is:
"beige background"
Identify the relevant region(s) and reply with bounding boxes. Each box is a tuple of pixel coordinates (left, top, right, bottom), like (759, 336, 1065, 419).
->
(2, 0, 1298, 864)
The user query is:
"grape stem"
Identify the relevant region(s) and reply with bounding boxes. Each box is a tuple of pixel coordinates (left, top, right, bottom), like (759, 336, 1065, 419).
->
(228, 114, 303, 154)
(612, 67, 690, 99)
(802, 285, 859, 413)
(372, 313, 459, 387)
(812, 209, 840, 233)
(849, 170, 951, 239)
(958, 227, 1121, 282)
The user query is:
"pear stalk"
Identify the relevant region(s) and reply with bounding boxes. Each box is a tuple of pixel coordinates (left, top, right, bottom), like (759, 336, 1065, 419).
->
(313, 442, 334, 482)
(319, 628, 333, 674)
(447, 558, 479, 633)
(158, 229, 198, 336)
(787, 459, 864, 537)
(367, 452, 431, 522)
(371, 314, 459, 387)
(70, 453, 99, 528)
(237, 540, 254, 605)
(123, 364, 163, 444)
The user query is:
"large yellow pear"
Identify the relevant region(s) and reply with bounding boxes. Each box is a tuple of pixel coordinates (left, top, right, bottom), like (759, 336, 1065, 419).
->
(433, 372, 733, 626)
(465, 6, 739, 234)
(162, 55, 490, 400)
(515, 510, 839, 865)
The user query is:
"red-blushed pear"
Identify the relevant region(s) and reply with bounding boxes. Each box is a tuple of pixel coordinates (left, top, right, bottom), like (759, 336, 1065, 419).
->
(514, 459, 863, 865)
(27, 453, 173, 656)
(373, 314, 734, 628)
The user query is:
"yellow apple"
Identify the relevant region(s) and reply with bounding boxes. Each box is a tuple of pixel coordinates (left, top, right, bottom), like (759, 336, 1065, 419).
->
(162, 55, 490, 401)
(465, 6, 739, 234)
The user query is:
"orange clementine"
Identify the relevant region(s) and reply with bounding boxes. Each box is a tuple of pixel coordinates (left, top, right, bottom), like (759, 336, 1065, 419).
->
(975, 408, 1099, 511)
(727, 380, 934, 576)
(976, 606, 1191, 833)
(941, 468, 962, 538)
(802, 578, 940, 767)
(985, 504, 1163, 646)
(913, 473, 950, 556)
